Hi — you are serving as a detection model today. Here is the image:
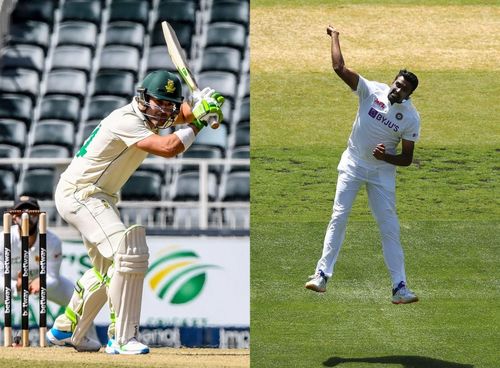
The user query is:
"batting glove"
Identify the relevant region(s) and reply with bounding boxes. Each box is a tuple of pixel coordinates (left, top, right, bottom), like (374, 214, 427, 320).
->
(190, 87, 215, 107)
(192, 97, 224, 127)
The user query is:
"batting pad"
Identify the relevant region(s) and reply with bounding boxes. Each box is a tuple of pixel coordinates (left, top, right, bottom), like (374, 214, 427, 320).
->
(53, 267, 108, 345)
(108, 225, 149, 345)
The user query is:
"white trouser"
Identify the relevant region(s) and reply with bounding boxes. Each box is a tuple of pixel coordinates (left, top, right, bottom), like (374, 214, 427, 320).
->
(315, 166, 407, 287)
(53, 179, 126, 344)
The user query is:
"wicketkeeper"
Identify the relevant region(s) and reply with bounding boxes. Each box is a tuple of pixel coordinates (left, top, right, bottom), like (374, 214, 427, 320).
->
(305, 25, 420, 304)
(47, 70, 224, 354)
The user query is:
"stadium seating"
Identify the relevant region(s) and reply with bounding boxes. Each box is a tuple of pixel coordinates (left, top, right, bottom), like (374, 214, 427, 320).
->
(51, 45, 93, 77)
(109, 0, 150, 27)
(0, 0, 250, 231)
(0, 68, 40, 104)
(39, 95, 81, 125)
(180, 146, 224, 176)
(121, 171, 163, 201)
(0, 119, 27, 149)
(0, 44, 45, 77)
(170, 172, 218, 201)
(45, 70, 87, 102)
(172, 208, 221, 229)
(240, 72, 250, 98)
(157, 1, 196, 24)
(209, 1, 249, 28)
(87, 96, 128, 121)
(146, 46, 177, 74)
(151, 22, 193, 56)
(0, 144, 21, 178)
(17, 168, 56, 200)
(32, 121, 75, 150)
(61, 0, 102, 27)
(0, 169, 16, 200)
(105, 22, 145, 52)
(0, 94, 32, 126)
(222, 208, 249, 229)
(192, 123, 228, 154)
(92, 70, 135, 98)
(238, 97, 250, 124)
(205, 23, 247, 56)
(79, 121, 100, 147)
(198, 71, 238, 105)
(121, 207, 158, 227)
(56, 21, 98, 51)
(220, 171, 249, 201)
(99, 46, 141, 76)
(234, 121, 250, 148)
(229, 146, 249, 173)
(11, 0, 55, 26)
(7, 21, 50, 54)
(27, 144, 71, 170)
(200, 47, 241, 77)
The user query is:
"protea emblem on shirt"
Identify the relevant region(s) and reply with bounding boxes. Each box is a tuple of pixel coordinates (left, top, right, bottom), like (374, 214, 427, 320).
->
(165, 80, 176, 93)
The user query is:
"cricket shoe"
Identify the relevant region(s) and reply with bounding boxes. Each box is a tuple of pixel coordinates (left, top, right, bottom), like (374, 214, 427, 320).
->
(305, 270, 328, 293)
(105, 337, 150, 355)
(392, 281, 419, 304)
(47, 328, 101, 352)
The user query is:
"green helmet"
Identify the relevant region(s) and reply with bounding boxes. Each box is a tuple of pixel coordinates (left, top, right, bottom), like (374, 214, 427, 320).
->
(140, 70, 183, 104)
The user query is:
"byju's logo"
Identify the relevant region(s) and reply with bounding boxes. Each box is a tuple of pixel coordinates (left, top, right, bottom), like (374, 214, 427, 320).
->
(147, 249, 219, 304)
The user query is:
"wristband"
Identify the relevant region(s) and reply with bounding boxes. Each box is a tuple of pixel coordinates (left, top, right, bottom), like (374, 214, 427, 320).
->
(174, 127, 196, 151)
(191, 119, 206, 131)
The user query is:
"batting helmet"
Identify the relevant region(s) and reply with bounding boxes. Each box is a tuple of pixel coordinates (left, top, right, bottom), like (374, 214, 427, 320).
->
(139, 70, 183, 104)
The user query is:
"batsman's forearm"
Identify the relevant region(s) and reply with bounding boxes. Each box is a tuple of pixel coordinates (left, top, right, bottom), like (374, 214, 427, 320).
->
(331, 34, 345, 72)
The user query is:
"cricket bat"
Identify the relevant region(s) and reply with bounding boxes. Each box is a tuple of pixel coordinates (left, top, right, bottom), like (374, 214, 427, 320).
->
(161, 21, 219, 129)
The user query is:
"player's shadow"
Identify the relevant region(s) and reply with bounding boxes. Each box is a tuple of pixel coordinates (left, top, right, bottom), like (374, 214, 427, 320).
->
(323, 355, 474, 368)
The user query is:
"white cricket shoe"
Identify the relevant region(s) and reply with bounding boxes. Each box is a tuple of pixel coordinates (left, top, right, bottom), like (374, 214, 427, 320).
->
(47, 328, 101, 352)
(392, 281, 419, 304)
(305, 270, 328, 293)
(105, 337, 150, 355)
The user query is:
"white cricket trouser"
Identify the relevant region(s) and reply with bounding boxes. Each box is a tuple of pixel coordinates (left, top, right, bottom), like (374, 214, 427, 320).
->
(52, 179, 126, 343)
(315, 160, 407, 287)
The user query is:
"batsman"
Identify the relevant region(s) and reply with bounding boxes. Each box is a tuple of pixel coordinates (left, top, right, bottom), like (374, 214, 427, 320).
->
(47, 70, 224, 354)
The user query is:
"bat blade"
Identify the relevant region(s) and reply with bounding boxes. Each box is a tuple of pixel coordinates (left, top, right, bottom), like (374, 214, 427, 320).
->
(161, 21, 219, 129)
(161, 21, 198, 92)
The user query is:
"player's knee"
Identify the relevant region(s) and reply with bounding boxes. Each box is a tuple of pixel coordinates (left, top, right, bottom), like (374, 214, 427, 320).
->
(378, 220, 400, 237)
(330, 210, 349, 226)
(113, 225, 149, 275)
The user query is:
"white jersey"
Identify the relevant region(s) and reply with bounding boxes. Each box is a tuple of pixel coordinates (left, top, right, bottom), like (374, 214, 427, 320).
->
(345, 76, 420, 168)
(0, 226, 63, 296)
(61, 98, 155, 197)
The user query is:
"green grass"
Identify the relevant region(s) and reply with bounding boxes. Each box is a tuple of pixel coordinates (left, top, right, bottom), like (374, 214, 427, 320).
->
(252, 0, 500, 6)
(251, 222, 499, 368)
(250, 15, 499, 368)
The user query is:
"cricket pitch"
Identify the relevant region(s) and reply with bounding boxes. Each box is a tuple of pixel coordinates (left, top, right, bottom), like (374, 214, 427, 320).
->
(0, 346, 249, 368)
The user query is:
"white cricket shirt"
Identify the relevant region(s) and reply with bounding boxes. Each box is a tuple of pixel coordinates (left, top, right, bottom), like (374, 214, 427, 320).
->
(345, 76, 420, 169)
(61, 98, 155, 196)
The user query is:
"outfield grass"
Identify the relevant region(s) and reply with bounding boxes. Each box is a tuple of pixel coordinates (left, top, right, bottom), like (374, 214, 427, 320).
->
(250, 2, 499, 368)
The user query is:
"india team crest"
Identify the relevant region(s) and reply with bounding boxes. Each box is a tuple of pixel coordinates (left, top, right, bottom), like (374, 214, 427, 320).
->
(165, 80, 176, 93)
